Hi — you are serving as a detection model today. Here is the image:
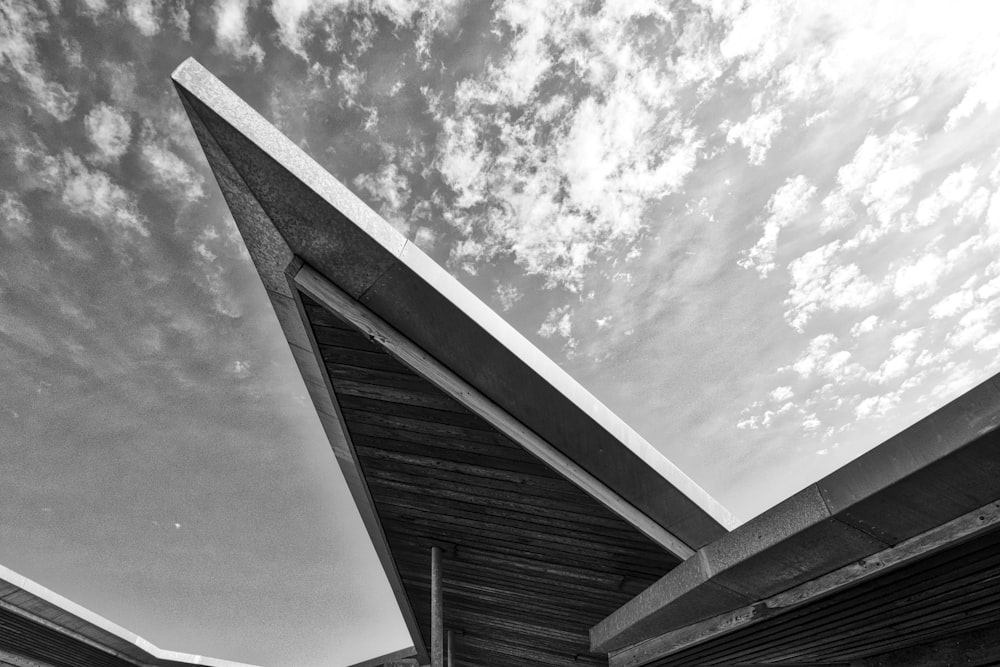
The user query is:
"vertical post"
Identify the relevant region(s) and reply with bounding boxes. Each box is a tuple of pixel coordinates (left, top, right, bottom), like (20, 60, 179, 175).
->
(431, 546, 443, 667)
(447, 630, 454, 667)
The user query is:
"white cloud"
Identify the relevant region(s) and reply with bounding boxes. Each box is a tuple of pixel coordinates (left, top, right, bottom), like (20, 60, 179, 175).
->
(214, 0, 264, 62)
(740, 175, 815, 276)
(431, 3, 703, 290)
(354, 161, 411, 226)
(823, 130, 922, 234)
(84, 103, 132, 165)
(496, 284, 521, 311)
(851, 315, 879, 336)
(726, 108, 783, 165)
(914, 164, 978, 227)
(80, 0, 109, 13)
(930, 290, 975, 319)
(892, 252, 947, 302)
(869, 328, 923, 384)
(139, 122, 205, 202)
(784, 242, 882, 331)
(0, 192, 31, 239)
(0, 3, 77, 120)
(127, 0, 161, 37)
(769, 386, 793, 401)
(32, 151, 148, 239)
(538, 304, 577, 356)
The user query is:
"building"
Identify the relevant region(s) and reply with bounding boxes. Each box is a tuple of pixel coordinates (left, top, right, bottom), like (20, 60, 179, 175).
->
(138, 58, 1000, 666)
(0, 563, 258, 667)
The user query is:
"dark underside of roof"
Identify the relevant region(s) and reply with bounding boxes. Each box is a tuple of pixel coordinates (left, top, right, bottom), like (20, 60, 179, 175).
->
(643, 521, 1000, 666)
(300, 295, 681, 667)
(0, 605, 135, 667)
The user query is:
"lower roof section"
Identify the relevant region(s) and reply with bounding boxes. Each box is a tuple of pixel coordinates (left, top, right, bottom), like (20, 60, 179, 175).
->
(0, 564, 258, 667)
(591, 371, 1000, 665)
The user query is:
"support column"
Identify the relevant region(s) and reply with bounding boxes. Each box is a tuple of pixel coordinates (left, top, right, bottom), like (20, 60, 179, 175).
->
(431, 546, 443, 667)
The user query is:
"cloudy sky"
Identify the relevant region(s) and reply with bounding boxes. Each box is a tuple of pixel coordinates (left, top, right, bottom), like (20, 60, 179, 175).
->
(5, 0, 1000, 664)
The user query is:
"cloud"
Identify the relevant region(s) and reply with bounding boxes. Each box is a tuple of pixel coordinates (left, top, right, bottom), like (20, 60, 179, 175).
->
(495, 284, 521, 311)
(869, 328, 923, 384)
(0, 192, 31, 240)
(930, 289, 975, 319)
(784, 242, 881, 331)
(538, 304, 577, 356)
(270, 0, 443, 59)
(353, 161, 411, 232)
(20, 149, 148, 241)
(0, 2, 77, 119)
(850, 315, 879, 336)
(431, 2, 703, 290)
(126, 0, 161, 37)
(84, 103, 133, 165)
(139, 122, 205, 202)
(214, 0, 264, 62)
(914, 164, 978, 227)
(823, 130, 922, 235)
(726, 107, 783, 165)
(740, 175, 816, 276)
(891, 252, 947, 302)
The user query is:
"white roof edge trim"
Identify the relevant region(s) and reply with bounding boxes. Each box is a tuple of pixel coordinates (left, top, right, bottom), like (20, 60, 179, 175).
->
(0, 563, 262, 667)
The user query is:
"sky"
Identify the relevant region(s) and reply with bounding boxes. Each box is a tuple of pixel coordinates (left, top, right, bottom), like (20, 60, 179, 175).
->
(4, 0, 1000, 665)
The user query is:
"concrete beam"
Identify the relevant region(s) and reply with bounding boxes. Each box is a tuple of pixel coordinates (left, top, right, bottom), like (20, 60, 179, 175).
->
(591, 372, 1000, 653)
(169, 57, 734, 550)
(603, 497, 1000, 666)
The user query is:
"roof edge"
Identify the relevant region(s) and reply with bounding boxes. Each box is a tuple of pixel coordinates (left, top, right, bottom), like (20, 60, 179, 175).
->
(0, 563, 261, 667)
(170, 56, 735, 534)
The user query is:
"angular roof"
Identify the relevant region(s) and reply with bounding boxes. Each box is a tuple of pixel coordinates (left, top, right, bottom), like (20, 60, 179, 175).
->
(171, 57, 734, 666)
(0, 564, 259, 667)
(590, 372, 1000, 665)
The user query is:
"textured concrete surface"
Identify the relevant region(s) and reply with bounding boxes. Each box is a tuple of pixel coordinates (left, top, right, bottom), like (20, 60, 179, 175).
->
(170, 57, 735, 549)
(0, 564, 260, 667)
(591, 371, 1000, 653)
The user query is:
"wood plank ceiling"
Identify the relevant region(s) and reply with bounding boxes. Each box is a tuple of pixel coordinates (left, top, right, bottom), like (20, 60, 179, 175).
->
(643, 523, 1000, 666)
(300, 295, 681, 667)
(0, 606, 136, 667)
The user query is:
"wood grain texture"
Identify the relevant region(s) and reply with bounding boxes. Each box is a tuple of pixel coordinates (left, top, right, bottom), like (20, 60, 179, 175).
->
(295, 264, 696, 561)
(298, 295, 681, 667)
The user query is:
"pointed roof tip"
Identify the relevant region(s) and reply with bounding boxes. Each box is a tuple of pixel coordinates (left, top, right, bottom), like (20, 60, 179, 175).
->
(171, 56, 205, 85)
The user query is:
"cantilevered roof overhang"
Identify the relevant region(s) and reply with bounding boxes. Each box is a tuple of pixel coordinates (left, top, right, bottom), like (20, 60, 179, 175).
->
(171, 58, 734, 667)
(590, 374, 1000, 666)
(0, 564, 259, 667)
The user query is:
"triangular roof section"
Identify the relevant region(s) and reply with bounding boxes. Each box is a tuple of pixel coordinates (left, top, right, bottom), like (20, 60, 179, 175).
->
(170, 57, 733, 541)
(171, 57, 736, 664)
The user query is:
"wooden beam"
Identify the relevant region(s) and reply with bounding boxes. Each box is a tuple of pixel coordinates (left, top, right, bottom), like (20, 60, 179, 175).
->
(447, 630, 454, 667)
(608, 497, 1000, 667)
(285, 270, 429, 665)
(292, 262, 695, 561)
(432, 546, 443, 667)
